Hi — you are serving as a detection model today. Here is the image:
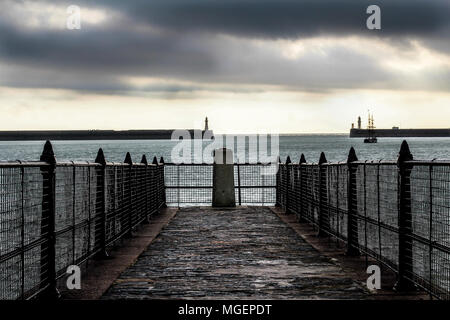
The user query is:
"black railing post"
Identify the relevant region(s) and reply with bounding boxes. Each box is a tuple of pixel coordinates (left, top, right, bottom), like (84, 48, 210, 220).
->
(124, 152, 133, 237)
(39, 141, 60, 299)
(317, 152, 329, 237)
(94, 148, 109, 259)
(20, 164, 25, 299)
(395, 140, 416, 291)
(141, 155, 150, 223)
(275, 156, 282, 207)
(346, 147, 360, 256)
(285, 156, 292, 213)
(160, 157, 167, 208)
(298, 154, 307, 222)
(292, 158, 299, 215)
(152, 157, 159, 209)
(237, 162, 242, 206)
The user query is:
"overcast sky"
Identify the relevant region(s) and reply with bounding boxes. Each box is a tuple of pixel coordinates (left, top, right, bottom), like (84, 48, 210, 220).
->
(0, 0, 449, 133)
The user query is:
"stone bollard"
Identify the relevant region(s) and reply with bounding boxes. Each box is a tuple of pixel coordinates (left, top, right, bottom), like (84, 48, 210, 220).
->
(212, 148, 236, 207)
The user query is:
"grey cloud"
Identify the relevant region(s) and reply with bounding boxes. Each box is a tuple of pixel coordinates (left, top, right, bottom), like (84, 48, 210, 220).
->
(72, 0, 450, 39)
(0, 0, 449, 94)
(0, 20, 215, 75)
(0, 22, 393, 93)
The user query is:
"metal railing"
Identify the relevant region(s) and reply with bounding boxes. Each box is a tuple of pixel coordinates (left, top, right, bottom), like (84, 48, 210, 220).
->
(0, 141, 165, 300)
(277, 141, 450, 300)
(164, 163, 276, 207)
(3, 139, 449, 300)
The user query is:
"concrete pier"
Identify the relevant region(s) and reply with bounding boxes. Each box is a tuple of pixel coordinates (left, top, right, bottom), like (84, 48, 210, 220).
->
(102, 207, 370, 299)
(58, 207, 427, 300)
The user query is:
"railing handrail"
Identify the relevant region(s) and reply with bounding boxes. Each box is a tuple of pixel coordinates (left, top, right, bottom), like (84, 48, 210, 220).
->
(164, 162, 276, 166)
(280, 160, 450, 166)
(0, 160, 165, 168)
(0, 161, 50, 167)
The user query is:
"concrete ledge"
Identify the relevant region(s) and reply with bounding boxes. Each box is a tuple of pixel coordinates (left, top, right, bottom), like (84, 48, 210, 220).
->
(60, 208, 178, 300)
(269, 207, 429, 300)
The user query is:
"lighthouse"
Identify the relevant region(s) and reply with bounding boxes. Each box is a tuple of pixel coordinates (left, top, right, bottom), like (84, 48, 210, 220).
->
(202, 116, 214, 140)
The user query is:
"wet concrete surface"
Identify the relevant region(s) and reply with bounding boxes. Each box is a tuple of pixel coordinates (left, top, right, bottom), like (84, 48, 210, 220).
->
(61, 208, 178, 299)
(102, 207, 371, 299)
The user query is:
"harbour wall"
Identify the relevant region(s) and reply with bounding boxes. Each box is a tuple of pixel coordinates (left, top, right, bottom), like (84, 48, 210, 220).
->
(0, 129, 214, 141)
(350, 128, 450, 138)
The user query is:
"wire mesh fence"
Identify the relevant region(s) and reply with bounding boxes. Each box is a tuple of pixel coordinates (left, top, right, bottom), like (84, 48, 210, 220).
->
(2, 139, 449, 300)
(277, 142, 450, 300)
(0, 143, 165, 300)
(164, 163, 276, 207)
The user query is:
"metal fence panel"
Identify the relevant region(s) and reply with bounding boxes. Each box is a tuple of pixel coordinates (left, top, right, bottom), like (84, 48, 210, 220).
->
(279, 156, 450, 299)
(0, 157, 166, 300)
(164, 163, 276, 207)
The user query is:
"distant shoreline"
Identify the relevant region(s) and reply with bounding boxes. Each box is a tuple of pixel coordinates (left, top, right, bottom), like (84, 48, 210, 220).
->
(0, 129, 214, 141)
(0, 132, 351, 142)
(1, 131, 450, 142)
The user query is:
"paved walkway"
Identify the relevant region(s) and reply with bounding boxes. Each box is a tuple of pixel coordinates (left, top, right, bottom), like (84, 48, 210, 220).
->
(102, 207, 369, 299)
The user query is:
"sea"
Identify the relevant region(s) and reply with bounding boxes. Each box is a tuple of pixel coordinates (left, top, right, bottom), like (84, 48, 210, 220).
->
(0, 134, 449, 163)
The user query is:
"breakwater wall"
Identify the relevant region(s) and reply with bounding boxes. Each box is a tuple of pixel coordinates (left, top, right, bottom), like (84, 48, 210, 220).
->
(350, 128, 450, 138)
(0, 129, 214, 141)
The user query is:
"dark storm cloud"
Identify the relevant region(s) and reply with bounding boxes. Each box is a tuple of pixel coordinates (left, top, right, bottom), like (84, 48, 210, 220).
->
(74, 0, 449, 39)
(0, 0, 449, 93)
(0, 20, 392, 92)
(0, 21, 215, 75)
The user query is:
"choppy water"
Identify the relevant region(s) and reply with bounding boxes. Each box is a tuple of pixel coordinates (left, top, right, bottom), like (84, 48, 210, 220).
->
(0, 135, 449, 163)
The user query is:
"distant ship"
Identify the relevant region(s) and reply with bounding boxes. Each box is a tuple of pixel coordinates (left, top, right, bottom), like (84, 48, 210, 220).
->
(364, 113, 377, 144)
